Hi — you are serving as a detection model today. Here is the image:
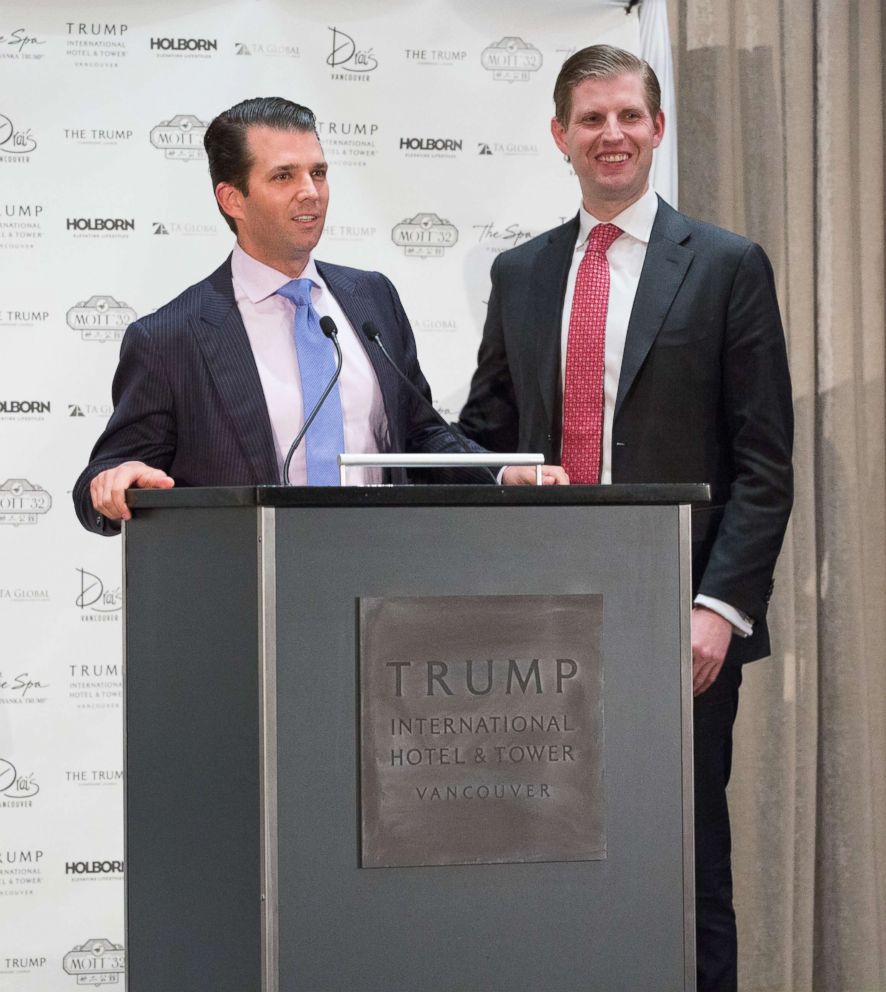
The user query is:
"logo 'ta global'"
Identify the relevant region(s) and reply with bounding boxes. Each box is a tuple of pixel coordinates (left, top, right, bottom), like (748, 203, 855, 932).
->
(391, 212, 458, 258)
(480, 37, 543, 82)
(235, 40, 300, 58)
(149, 114, 208, 160)
(67, 295, 136, 342)
(63, 939, 125, 986)
(0, 479, 51, 525)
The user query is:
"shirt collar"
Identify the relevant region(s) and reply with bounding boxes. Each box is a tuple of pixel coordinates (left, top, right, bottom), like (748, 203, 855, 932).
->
(576, 186, 660, 248)
(231, 242, 321, 304)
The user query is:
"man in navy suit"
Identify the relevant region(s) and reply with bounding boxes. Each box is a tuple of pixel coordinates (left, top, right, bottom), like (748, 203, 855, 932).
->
(74, 97, 564, 534)
(457, 46, 793, 991)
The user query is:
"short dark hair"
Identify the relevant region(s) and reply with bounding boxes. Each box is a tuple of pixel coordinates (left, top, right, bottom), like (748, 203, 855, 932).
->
(203, 97, 319, 233)
(553, 45, 661, 125)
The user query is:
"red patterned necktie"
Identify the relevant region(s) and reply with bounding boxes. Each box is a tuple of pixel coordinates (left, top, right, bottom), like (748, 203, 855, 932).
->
(561, 222, 623, 484)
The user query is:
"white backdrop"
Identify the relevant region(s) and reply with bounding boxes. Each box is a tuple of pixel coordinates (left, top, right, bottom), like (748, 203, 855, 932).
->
(0, 2, 671, 987)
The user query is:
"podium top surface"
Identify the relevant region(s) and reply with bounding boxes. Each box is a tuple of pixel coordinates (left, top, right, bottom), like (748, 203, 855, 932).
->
(128, 483, 710, 510)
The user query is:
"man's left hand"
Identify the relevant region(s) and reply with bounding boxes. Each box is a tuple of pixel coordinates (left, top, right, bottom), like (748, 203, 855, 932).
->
(692, 606, 733, 696)
(502, 465, 570, 485)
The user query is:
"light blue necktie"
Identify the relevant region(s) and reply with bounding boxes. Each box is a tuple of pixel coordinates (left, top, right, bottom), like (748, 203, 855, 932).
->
(276, 278, 345, 485)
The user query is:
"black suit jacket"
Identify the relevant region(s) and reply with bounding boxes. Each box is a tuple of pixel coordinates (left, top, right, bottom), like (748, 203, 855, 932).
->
(458, 197, 794, 663)
(75, 256, 484, 534)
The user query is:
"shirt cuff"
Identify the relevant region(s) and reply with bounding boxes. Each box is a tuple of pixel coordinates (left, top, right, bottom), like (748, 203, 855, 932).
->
(694, 595, 753, 638)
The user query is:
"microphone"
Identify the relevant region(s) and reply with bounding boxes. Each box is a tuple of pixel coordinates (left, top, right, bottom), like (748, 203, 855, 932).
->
(281, 315, 343, 485)
(360, 320, 498, 483)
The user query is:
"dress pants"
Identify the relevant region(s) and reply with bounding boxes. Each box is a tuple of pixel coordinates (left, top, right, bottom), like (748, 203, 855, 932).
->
(693, 661, 743, 992)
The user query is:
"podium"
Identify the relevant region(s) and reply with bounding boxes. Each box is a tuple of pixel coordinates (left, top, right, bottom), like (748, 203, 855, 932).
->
(123, 484, 706, 992)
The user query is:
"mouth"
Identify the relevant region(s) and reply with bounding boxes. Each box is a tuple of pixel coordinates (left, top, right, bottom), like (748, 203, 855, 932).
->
(597, 153, 630, 164)
(292, 214, 320, 223)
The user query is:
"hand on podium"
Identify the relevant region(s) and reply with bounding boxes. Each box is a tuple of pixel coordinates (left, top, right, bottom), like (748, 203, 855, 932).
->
(90, 461, 175, 522)
(502, 465, 570, 485)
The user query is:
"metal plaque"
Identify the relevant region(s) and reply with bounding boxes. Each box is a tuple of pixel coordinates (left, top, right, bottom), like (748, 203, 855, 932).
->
(359, 594, 604, 868)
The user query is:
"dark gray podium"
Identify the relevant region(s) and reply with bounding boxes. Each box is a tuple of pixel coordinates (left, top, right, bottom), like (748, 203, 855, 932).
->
(122, 484, 706, 992)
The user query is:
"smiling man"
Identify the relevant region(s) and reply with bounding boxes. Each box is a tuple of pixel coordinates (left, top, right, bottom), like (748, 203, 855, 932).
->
(74, 97, 558, 534)
(457, 46, 793, 991)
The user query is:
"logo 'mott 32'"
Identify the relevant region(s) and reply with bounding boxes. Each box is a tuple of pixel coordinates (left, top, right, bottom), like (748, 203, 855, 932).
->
(63, 939, 125, 986)
(480, 37, 543, 82)
(0, 479, 51, 525)
(149, 114, 208, 160)
(391, 213, 458, 257)
(66, 295, 136, 342)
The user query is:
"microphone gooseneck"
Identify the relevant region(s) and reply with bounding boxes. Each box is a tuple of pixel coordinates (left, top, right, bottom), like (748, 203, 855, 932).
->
(360, 321, 498, 483)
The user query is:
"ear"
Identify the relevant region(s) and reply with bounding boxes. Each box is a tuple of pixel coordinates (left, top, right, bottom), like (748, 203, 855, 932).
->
(651, 110, 665, 149)
(550, 116, 570, 157)
(215, 182, 244, 225)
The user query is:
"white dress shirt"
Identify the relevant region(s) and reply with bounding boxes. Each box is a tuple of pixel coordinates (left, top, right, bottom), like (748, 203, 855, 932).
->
(231, 244, 386, 485)
(560, 186, 658, 485)
(560, 188, 751, 636)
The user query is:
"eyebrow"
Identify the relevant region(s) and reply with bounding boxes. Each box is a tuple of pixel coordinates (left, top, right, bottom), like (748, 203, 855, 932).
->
(266, 160, 327, 174)
(579, 105, 645, 116)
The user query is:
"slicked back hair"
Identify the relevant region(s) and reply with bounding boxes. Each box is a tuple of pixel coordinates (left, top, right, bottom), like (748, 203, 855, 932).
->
(553, 45, 661, 125)
(203, 96, 319, 232)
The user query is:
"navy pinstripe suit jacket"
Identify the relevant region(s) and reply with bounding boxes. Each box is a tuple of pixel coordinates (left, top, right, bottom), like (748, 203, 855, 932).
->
(74, 256, 485, 534)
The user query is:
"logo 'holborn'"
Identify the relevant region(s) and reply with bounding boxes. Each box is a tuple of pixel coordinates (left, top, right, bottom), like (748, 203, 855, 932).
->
(150, 36, 217, 53)
(480, 36, 543, 81)
(66, 218, 134, 234)
(0, 479, 51, 525)
(67, 295, 136, 343)
(149, 114, 208, 160)
(65, 859, 124, 876)
(392, 213, 458, 258)
(62, 939, 125, 986)
(0, 400, 50, 415)
(399, 137, 462, 155)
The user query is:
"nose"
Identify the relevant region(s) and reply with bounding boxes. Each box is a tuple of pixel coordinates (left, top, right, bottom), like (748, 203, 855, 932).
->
(296, 174, 319, 201)
(601, 113, 623, 142)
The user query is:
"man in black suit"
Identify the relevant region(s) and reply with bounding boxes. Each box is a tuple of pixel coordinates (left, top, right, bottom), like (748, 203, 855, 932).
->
(457, 46, 793, 991)
(75, 97, 562, 534)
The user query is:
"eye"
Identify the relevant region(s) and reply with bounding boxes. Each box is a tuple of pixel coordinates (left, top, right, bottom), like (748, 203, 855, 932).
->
(273, 171, 290, 181)
(311, 168, 328, 180)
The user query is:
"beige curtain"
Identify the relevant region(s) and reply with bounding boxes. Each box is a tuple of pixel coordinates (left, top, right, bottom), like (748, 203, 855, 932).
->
(665, 1, 886, 989)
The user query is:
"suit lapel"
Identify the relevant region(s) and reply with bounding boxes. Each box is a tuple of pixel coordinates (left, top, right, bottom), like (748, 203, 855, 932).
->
(193, 257, 279, 482)
(615, 198, 694, 418)
(316, 260, 377, 369)
(317, 260, 402, 442)
(530, 217, 579, 430)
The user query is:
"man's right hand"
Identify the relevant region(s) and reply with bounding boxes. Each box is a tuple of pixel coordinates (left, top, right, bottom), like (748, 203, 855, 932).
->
(89, 461, 174, 522)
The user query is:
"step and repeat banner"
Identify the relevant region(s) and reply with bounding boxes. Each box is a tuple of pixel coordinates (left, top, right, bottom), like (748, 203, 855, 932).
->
(1, 2, 652, 987)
